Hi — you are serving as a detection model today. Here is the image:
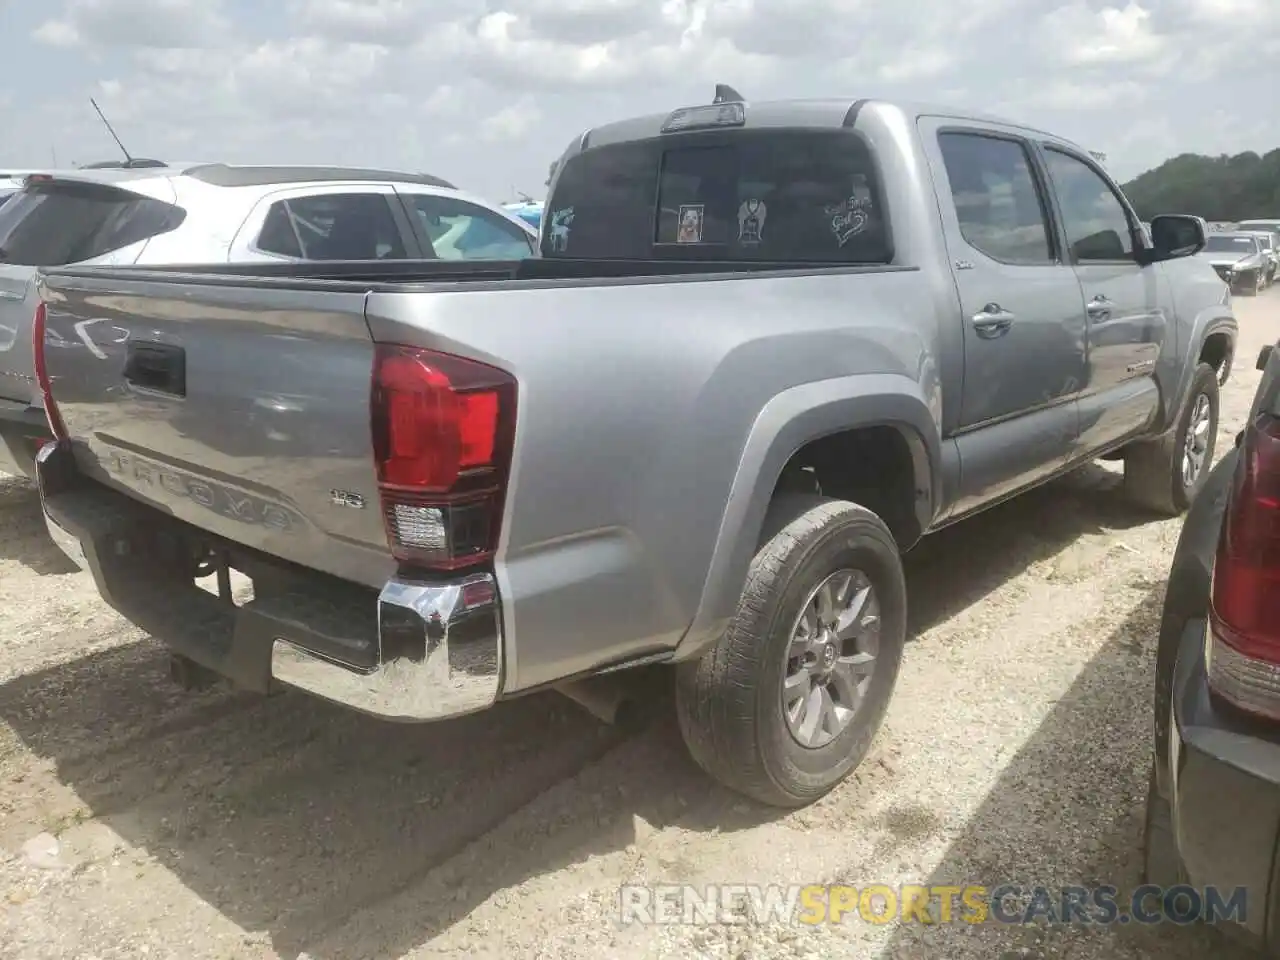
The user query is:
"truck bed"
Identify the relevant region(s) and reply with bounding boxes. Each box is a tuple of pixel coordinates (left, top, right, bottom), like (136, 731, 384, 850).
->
(37, 255, 930, 692)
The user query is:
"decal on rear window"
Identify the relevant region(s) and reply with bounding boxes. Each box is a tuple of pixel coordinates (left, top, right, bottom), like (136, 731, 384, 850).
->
(542, 129, 891, 263)
(737, 198, 766, 244)
(548, 207, 574, 252)
(676, 204, 704, 243)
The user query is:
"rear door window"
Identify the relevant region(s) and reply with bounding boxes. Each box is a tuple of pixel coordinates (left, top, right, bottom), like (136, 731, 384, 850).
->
(544, 130, 891, 263)
(936, 132, 1053, 265)
(254, 193, 407, 260)
(404, 194, 534, 260)
(0, 180, 186, 266)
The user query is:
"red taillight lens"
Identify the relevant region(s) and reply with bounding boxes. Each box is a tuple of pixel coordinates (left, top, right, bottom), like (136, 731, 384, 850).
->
(31, 301, 67, 441)
(371, 344, 516, 571)
(1207, 412, 1280, 718)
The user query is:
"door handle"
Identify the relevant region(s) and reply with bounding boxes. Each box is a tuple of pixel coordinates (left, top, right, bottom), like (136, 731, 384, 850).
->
(1087, 294, 1113, 317)
(971, 303, 1014, 338)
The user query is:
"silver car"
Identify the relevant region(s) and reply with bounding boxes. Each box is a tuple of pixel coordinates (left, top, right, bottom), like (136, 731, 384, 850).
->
(0, 163, 539, 477)
(1196, 231, 1270, 295)
(1241, 230, 1279, 286)
(1237, 218, 1280, 247)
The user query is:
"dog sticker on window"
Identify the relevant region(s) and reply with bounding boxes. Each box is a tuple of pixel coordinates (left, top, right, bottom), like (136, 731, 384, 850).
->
(677, 204, 705, 243)
(737, 198, 766, 244)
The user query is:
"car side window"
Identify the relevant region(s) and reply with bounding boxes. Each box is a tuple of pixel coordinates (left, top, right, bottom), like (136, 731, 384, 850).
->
(254, 193, 407, 260)
(1042, 148, 1135, 262)
(937, 132, 1053, 265)
(405, 195, 534, 260)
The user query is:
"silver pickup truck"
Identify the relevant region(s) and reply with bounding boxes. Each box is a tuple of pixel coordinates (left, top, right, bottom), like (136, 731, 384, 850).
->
(33, 94, 1236, 808)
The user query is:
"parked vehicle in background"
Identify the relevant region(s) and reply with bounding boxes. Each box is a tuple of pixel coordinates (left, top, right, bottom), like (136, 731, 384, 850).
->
(1237, 218, 1280, 247)
(504, 199, 543, 230)
(1197, 232, 1270, 295)
(1242, 230, 1279, 286)
(34, 94, 1234, 808)
(0, 163, 538, 479)
(1145, 339, 1280, 954)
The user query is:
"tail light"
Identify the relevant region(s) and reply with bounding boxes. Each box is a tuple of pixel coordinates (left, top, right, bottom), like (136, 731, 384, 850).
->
(1206, 412, 1280, 718)
(31, 301, 67, 441)
(371, 344, 516, 571)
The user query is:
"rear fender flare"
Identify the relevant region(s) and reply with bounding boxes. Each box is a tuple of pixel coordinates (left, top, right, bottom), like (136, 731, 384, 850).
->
(672, 374, 942, 662)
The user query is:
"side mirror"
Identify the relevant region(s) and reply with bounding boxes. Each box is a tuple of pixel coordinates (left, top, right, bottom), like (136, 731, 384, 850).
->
(1140, 214, 1206, 264)
(1259, 344, 1274, 371)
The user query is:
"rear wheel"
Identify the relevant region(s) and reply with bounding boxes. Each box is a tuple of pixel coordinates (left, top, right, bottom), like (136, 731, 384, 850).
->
(675, 495, 906, 807)
(1123, 362, 1219, 515)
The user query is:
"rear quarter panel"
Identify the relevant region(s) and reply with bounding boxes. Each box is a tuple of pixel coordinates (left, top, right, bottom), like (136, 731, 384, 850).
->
(366, 268, 944, 691)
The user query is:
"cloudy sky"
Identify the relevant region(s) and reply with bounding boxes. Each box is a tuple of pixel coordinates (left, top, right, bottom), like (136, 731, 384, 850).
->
(2, 0, 1277, 200)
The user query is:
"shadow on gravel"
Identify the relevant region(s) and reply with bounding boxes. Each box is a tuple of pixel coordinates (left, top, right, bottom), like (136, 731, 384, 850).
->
(0, 475, 78, 575)
(0, 460, 1169, 959)
(903, 462, 1150, 636)
(877, 582, 1256, 960)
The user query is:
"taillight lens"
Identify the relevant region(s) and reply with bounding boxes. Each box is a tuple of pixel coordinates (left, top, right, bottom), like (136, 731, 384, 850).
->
(31, 301, 67, 441)
(1207, 412, 1280, 718)
(371, 344, 516, 571)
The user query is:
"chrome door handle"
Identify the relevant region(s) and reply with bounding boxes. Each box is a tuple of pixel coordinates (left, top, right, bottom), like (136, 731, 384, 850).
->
(971, 303, 1014, 338)
(1087, 294, 1113, 317)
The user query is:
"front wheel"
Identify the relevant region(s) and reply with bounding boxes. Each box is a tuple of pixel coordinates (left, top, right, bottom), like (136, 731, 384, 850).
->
(675, 495, 906, 807)
(1123, 362, 1219, 515)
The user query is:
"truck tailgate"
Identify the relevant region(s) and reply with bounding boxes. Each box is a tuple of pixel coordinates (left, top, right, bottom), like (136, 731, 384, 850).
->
(38, 270, 394, 588)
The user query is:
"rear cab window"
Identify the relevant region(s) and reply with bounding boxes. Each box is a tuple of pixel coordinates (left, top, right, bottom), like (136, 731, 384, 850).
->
(543, 128, 891, 264)
(0, 178, 185, 266)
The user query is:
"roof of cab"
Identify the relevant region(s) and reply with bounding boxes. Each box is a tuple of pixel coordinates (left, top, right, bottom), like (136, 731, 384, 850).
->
(577, 96, 1081, 153)
(178, 163, 455, 189)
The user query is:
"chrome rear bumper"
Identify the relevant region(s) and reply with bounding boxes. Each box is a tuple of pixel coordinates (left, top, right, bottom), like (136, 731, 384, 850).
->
(37, 442, 503, 722)
(270, 575, 503, 721)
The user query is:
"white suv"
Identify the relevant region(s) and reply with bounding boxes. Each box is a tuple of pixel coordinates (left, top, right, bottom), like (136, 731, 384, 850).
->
(0, 163, 538, 477)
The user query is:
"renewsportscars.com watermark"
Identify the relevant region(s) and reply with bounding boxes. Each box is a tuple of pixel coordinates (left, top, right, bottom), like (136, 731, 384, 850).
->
(618, 883, 1248, 927)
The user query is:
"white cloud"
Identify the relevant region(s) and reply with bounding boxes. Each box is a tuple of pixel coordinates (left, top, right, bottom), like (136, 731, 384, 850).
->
(32, 19, 80, 47)
(4, 0, 1280, 195)
(1039, 2, 1166, 65)
(481, 98, 543, 142)
(35, 0, 230, 49)
(1008, 79, 1151, 112)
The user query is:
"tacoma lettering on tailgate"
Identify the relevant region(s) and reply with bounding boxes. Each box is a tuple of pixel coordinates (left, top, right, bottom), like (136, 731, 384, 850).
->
(104, 453, 298, 532)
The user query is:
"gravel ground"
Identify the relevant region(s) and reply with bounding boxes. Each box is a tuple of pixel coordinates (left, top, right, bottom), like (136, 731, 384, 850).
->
(0, 292, 1276, 960)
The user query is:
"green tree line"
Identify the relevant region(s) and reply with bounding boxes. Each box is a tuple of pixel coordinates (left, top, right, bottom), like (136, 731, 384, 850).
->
(1122, 149, 1280, 221)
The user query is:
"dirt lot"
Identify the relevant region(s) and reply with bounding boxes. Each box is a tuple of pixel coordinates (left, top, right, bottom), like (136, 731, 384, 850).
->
(1, 293, 1276, 960)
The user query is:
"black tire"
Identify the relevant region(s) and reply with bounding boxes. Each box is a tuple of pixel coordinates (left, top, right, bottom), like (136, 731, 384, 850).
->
(675, 495, 906, 807)
(1123, 362, 1219, 516)
(1142, 761, 1183, 887)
